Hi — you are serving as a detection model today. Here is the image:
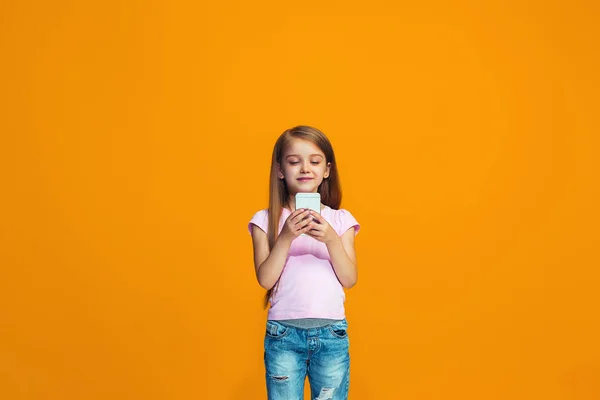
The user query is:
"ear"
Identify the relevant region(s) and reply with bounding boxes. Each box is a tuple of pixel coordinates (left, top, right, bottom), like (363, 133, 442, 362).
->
(324, 162, 331, 179)
(276, 163, 285, 179)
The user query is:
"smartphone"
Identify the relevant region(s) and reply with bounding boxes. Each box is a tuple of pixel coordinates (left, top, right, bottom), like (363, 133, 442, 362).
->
(295, 192, 321, 214)
(295, 193, 321, 236)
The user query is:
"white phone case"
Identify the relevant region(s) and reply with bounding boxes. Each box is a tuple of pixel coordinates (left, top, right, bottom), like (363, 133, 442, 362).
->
(295, 193, 321, 237)
(295, 192, 321, 214)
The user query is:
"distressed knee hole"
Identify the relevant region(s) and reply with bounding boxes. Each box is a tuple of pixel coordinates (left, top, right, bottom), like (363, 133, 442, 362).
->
(271, 375, 289, 381)
(315, 387, 335, 400)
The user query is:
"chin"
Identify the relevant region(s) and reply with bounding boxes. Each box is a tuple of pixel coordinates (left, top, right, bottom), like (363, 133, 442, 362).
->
(295, 185, 319, 193)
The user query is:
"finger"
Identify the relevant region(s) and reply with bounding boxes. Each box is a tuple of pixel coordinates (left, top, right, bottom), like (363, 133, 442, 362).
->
(301, 224, 313, 234)
(291, 208, 309, 218)
(308, 219, 325, 231)
(304, 226, 321, 238)
(298, 216, 313, 230)
(306, 222, 321, 234)
(310, 227, 322, 236)
(309, 210, 325, 223)
(294, 224, 312, 237)
(290, 208, 307, 219)
(293, 209, 312, 224)
(291, 216, 311, 233)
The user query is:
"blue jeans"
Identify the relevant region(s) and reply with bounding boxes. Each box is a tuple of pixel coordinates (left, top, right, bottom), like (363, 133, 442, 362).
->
(264, 319, 350, 400)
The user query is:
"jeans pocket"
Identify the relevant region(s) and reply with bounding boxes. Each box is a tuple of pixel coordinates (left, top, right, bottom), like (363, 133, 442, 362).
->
(328, 319, 348, 338)
(265, 320, 290, 339)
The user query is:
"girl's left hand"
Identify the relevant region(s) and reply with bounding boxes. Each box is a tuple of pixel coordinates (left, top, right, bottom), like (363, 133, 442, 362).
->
(306, 211, 338, 245)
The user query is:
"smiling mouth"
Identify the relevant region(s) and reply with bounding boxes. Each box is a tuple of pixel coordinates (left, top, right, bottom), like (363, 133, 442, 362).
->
(297, 178, 313, 181)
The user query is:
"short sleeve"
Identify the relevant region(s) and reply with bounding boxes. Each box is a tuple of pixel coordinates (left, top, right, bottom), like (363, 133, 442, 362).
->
(248, 209, 268, 235)
(335, 209, 360, 236)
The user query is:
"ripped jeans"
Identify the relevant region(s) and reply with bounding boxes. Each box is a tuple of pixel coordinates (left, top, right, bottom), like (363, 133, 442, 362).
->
(264, 319, 350, 400)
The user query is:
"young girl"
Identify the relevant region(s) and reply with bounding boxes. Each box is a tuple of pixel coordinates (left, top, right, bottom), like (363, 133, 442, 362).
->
(248, 126, 360, 400)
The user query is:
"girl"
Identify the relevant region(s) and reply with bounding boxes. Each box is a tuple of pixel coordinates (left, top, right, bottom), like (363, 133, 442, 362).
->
(248, 126, 360, 400)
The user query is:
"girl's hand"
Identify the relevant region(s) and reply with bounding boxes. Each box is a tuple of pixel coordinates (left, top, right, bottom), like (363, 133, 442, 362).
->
(306, 211, 338, 245)
(279, 208, 312, 243)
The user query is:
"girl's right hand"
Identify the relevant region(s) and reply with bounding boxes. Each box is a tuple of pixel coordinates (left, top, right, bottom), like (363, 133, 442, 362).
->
(279, 208, 313, 243)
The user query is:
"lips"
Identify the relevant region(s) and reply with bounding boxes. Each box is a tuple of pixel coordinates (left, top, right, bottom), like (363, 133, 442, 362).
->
(297, 178, 313, 182)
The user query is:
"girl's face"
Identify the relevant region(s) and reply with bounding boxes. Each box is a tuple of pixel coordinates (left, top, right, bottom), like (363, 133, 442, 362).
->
(278, 138, 331, 195)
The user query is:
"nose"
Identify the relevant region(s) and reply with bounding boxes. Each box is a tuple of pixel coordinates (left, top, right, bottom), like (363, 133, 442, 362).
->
(301, 161, 310, 173)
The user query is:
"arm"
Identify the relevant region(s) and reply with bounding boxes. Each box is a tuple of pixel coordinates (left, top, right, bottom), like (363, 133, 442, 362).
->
(251, 209, 312, 290)
(305, 210, 358, 288)
(325, 228, 358, 288)
(251, 226, 292, 290)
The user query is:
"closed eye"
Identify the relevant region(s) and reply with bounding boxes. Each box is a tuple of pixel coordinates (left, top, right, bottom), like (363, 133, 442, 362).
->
(288, 161, 321, 165)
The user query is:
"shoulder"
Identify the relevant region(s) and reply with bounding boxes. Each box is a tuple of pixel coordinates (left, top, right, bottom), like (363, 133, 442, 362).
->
(251, 209, 268, 219)
(248, 209, 269, 235)
(324, 207, 360, 236)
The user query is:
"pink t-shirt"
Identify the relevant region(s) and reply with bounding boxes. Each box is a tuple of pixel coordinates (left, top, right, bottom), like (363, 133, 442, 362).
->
(248, 206, 360, 320)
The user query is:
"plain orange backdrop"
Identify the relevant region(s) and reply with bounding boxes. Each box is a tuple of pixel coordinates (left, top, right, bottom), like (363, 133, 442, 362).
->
(1, 1, 599, 399)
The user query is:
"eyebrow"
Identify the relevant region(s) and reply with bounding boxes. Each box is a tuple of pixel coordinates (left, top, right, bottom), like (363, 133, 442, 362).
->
(285, 154, 324, 158)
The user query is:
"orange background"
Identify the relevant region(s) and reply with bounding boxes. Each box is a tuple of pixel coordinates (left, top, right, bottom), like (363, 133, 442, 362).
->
(1, 1, 599, 399)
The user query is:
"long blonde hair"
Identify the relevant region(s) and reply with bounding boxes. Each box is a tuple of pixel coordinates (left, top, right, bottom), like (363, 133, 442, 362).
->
(264, 126, 342, 307)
